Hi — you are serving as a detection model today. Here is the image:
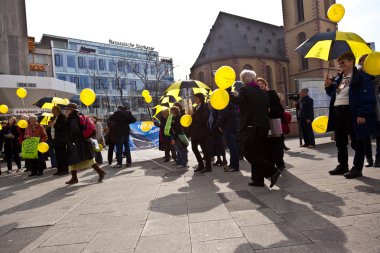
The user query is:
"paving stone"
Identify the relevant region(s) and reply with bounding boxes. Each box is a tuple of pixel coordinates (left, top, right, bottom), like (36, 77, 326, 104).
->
(231, 208, 284, 227)
(83, 229, 142, 252)
(188, 205, 232, 223)
(187, 196, 223, 210)
(313, 199, 379, 217)
(101, 214, 147, 231)
(148, 204, 188, 219)
(293, 191, 342, 204)
(218, 190, 267, 212)
(339, 213, 380, 238)
(135, 233, 191, 253)
(32, 243, 87, 253)
(142, 216, 189, 236)
(192, 237, 255, 253)
(189, 219, 243, 242)
(152, 194, 187, 207)
(302, 226, 380, 253)
(255, 244, 324, 253)
(339, 191, 380, 205)
(41, 227, 98, 247)
(241, 223, 311, 249)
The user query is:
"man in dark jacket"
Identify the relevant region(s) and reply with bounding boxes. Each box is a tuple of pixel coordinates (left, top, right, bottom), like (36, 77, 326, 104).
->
(52, 106, 68, 175)
(325, 52, 377, 179)
(109, 106, 136, 168)
(298, 88, 315, 148)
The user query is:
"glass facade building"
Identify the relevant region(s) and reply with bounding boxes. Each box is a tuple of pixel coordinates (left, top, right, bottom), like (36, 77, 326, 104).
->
(41, 35, 174, 119)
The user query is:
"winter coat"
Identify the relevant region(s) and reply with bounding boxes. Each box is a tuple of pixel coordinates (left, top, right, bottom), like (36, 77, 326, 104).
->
(326, 67, 377, 140)
(267, 90, 285, 119)
(217, 103, 239, 133)
(298, 95, 314, 121)
(1, 124, 21, 154)
(52, 113, 67, 147)
(66, 111, 94, 165)
(108, 110, 136, 142)
(25, 123, 47, 143)
(190, 103, 209, 139)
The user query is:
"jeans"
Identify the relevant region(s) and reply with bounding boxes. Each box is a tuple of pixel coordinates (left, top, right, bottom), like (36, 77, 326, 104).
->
(224, 130, 239, 170)
(175, 142, 188, 166)
(116, 135, 131, 165)
(48, 141, 56, 168)
(108, 143, 115, 165)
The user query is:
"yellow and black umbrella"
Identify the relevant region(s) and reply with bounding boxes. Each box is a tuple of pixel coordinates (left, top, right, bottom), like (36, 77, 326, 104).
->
(165, 80, 211, 98)
(39, 112, 53, 125)
(295, 31, 372, 61)
(33, 97, 69, 109)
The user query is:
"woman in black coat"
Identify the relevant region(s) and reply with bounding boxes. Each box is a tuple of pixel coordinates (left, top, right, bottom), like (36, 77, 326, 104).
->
(208, 104, 227, 166)
(52, 106, 68, 175)
(230, 70, 280, 188)
(190, 93, 211, 172)
(64, 103, 106, 185)
(1, 117, 21, 173)
(257, 78, 286, 170)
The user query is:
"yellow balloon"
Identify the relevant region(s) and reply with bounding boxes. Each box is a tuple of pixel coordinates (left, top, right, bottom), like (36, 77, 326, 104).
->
(17, 120, 28, 129)
(95, 144, 103, 152)
(210, 89, 230, 110)
(145, 95, 152, 103)
(180, 115, 192, 127)
(141, 121, 154, 132)
(215, 66, 236, 90)
(37, 142, 49, 153)
(16, 88, 27, 99)
(142, 90, 150, 98)
(0, 125, 2, 130)
(80, 88, 96, 106)
(0, 104, 8, 114)
(327, 3, 345, 23)
(364, 51, 380, 76)
(312, 116, 329, 134)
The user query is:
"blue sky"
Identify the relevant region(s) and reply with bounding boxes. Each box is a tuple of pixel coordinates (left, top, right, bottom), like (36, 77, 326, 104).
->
(25, 0, 380, 80)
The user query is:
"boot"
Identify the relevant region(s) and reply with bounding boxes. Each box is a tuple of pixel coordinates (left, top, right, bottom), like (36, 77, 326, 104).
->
(92, 164, 106, 183)
(66, 171, 78, 184)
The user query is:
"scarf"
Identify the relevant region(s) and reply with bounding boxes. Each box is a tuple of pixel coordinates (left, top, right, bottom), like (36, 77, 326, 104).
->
(164, 114, 173, 136)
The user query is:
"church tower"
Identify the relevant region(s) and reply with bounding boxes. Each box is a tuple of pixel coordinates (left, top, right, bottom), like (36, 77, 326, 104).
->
(281, 0, 337, 92)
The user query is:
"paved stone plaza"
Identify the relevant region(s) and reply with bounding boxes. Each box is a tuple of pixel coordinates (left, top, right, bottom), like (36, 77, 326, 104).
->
(1, 137, 380, 253)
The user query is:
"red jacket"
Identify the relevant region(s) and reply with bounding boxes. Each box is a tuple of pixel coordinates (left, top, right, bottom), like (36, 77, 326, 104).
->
(25, 123, 47, 142)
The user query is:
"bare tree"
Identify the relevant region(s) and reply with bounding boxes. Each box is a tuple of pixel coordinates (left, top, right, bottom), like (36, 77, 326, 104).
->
(109, 59, 128, 107)
(124, 49, 175, 104)
(88, 65, 111, 115)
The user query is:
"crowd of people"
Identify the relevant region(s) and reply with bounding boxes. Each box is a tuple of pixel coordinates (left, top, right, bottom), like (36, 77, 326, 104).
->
(1, 51, 379, 186)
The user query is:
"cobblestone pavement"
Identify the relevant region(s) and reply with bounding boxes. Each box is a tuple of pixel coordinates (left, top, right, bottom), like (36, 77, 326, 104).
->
(1, 137, 380, 252)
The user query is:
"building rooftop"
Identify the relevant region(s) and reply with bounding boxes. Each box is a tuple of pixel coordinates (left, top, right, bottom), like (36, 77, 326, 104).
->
(192, 12, 287, 69)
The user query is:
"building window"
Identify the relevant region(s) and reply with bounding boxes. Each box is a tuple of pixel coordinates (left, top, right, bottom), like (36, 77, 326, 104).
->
(67, 55, 76, 68)
(73, 76, 80, 88)
(54, 54, 61, 66)
(89, 58, 96, 70)
(95, 79, 101, 89)
(296, 0, 305, 22)
(130, 80, 137, 90)
(118, 61, 124, 72)
(265, 65, 273, 88)
(298, 32, 309, 69)
(109, 61, 115, 72)
(99, 59, 105, 70)
(78, 57, 84, 69)
(243, 64, 253, 70)
(150, 65, 155, 74)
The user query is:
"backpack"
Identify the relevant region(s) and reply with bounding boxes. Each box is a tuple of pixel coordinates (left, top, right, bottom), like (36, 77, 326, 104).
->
(79, 114, 96, 139)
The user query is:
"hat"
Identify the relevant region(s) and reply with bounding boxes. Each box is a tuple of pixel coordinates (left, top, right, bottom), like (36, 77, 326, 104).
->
(66, 103, 78, 111)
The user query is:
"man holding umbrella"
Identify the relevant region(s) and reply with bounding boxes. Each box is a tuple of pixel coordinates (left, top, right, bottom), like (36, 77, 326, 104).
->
(325, 52, 377, 179)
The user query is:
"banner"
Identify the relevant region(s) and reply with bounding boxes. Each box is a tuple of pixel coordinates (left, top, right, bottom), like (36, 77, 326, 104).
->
(129, 121, 159, 151)
(21, 137, 40, 159)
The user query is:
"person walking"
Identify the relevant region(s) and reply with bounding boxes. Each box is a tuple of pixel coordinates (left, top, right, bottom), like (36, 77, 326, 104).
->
(25, 115, 47, 177)
(64, 103, 106, 184)
(1, 117, 22, 173)
(325, 52, 377, 179)
(108, 106, 136, 168)
(190, 93, 212, 173)
(298, 88, 315, 148)
(51, 105, 68, 175)
(230, 69, 280, 187)
(92, 116, 105, 164)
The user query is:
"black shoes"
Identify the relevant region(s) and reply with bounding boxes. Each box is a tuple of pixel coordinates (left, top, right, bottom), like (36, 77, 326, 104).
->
(344, 169, 363, 179)
(248, 181, 264, 187)
(365, 161, 374, 167)
(225, 166, 239, 172)
(374, 160, 380, 167)
(277, 164, 286, 171)
(194, 165, 204, 172)
(200, 168, 212, 173)
(329, 165, 349, 175)
(270, 170, 281, 188)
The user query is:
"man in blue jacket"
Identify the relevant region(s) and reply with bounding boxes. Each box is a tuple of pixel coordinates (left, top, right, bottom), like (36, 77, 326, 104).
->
(298, 88, 315, 148)
(325, 52, 377, 179)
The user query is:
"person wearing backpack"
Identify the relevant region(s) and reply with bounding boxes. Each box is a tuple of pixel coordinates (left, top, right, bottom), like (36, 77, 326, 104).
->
(108, 106, 136, 168)
(64, 103, 106, 185)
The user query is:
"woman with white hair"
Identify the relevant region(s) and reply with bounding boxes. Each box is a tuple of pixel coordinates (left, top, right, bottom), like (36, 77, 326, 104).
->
(230, 69, 281, 188)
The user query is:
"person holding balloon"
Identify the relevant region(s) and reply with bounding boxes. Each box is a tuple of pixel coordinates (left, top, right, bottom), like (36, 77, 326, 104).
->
(325, 52, 377, 179)
(24, 115, 48, 176)
(230, 69, 280, 188)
